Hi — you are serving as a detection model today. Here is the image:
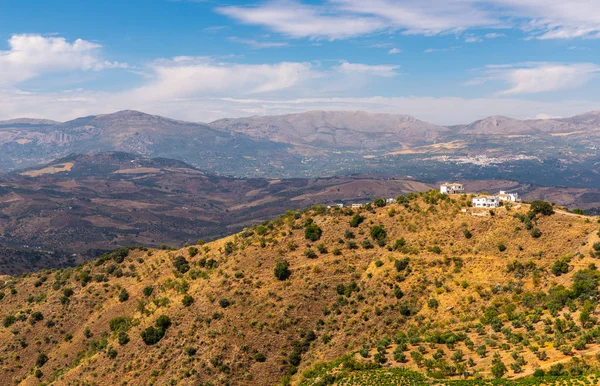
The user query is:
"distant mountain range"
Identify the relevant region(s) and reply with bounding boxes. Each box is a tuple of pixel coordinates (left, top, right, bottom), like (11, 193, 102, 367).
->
(1, 109, 600, 185)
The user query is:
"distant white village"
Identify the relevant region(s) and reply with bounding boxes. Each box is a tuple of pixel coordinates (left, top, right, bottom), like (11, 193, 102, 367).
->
(326, 182, 521, 210)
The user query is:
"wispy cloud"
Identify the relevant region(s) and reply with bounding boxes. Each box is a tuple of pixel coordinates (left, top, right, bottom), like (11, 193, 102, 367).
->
(388, 48, 402, 54)
(466, 62, 600, 95)
(424, 46, 461, 53)
(334, 61, 400, 77)
(484, 32, 506, 39)
(228, 36, 290, 48)
(217, 0, 600, 41)
(464, 34, 483, 43)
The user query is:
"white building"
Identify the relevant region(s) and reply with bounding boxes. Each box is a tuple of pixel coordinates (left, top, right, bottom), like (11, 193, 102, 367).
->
(472, 195, 500, 208)
(386, 198, 396, 204)
(351, 203, 363, 209)
(497, 191, 521, 202)
(440, 183, 464, 195)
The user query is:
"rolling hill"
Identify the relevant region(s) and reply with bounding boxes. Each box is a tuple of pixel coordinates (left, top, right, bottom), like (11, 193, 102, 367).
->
(1, 192, 600, 385)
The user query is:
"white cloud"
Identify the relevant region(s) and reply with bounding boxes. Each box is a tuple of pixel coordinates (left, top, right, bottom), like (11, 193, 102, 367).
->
(466, 62, 600, 95)
(499, 63, 600, 95)
(388, 48, 402, 54)
(334, 0, 500, 35)
(127, 57, 316, 102)
(334, 61, 399, 77)
(228, 37, 290, 48)
(0, 34, 127, 86)
(494, 0, 600, 39)
(216, 1, 384, 40)
(464, 34, 483, 43)
(424, 46, 461, 53)
(217, 0, 600, 41)
(484, 32, 506, 38)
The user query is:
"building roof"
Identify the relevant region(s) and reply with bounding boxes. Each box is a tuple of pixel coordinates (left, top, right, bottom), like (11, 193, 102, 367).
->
(473, 195, 499, 200)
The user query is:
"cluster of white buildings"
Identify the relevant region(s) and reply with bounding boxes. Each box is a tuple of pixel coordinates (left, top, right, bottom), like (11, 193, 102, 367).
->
(440, 182, 521, 208)
(325, 182, 521, 211)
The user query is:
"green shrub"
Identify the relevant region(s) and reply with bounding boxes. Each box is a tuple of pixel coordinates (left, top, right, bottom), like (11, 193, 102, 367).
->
(530, 200, 554, 216)
(182, 295, 194, 307)
(349, 214, 365, 228)
(373, 198, 386, 207)
(29, 311, 44, 324)
(185, 347, 197, 356)
(141, 326, 165, 345)
(316, 244, 328, 254)
(305, 223, 322, 242)
(109, 317, 129, 332)
(274, 259, 291, 280)
(143, 286, 154, 297)
(551, 258, 570, 276)
(530, 227, 542, 238)
(395, 258, 409, 272)
(118, 289, 129, 302)
(3, 315, 16, 328)
(173, 255, 190, 273)
(219, 298, 231, 308)
(118, 332, 130, 345)
(304, 249, 318, 258)
(428, 298, 439, 309)
(35, 353, 48, 368)
(370, 225, 387, 242)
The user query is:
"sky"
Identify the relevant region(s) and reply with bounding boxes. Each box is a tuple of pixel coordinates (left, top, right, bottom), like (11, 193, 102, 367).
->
(0, 0, 600, 125)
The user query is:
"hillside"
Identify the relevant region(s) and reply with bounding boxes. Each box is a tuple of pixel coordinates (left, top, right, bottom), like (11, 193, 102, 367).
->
(2, 192, 600, 385)
(0, 152, 432, 274)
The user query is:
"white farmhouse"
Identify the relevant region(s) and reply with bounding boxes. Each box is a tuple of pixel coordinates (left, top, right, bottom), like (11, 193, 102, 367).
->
(386, 198, 396, 204)
(497, 191, 521, 203)
(472, 195, 500, 208)
(440, 183, 464, 195)
(351, 203, 363, 209)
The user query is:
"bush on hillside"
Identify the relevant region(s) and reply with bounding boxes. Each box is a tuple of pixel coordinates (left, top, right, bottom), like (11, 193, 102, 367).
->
(173, 255, 190, 274)
(349, 214, 365, 227)
(530, 200, 554, 216)
(373, 198, 386, 207)
(118, 289, 129, 302)
(182, 295, 194, 307)
(274, 259, 291, 280)
(305, 223, 322, 242)
(370, 225, 387, 242)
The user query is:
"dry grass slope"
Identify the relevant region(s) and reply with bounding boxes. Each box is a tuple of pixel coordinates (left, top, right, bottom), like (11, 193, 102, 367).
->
(1, 192, 600, 386)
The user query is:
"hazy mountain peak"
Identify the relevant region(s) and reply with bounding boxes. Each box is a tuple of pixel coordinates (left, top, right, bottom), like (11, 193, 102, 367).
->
(0, 118, 61, 126)
(210, 110, 449, 150)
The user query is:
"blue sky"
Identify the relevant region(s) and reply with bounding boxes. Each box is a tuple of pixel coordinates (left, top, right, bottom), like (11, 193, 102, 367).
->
(0, 0, 599, 124)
